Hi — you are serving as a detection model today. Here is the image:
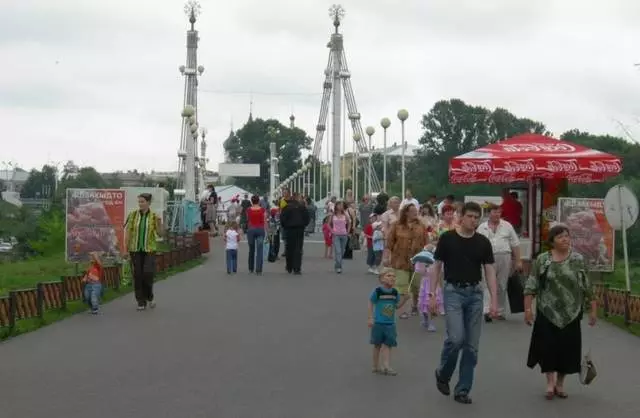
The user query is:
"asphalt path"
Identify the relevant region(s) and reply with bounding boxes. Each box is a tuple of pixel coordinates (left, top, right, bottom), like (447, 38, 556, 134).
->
(1, 237, 639, 418)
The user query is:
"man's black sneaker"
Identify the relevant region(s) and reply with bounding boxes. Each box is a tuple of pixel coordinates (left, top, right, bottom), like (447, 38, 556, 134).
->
(435, 369, 450, 396)
(454, 393, 472, 404)
(484, 314, 493, 323)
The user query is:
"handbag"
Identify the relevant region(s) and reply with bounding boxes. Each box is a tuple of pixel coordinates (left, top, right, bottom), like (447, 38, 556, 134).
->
(580, 349, 597, 385)
(507, 272, 525, 314)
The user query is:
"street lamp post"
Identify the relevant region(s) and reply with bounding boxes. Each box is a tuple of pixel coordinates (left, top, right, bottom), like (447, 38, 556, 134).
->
(397, 109, 409, 197)
(380, 118, 390, 192)
(353, 132, 362, 202)
(365, 126, 375, 196)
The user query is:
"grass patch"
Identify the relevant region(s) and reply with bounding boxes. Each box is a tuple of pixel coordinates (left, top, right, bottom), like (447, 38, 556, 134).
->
(0, 243, 173, 296)
(597, 308, 640, 337)
(0, 257, 203, 341)
(601, 261, 640, 293)
(0, 253, 79, 295)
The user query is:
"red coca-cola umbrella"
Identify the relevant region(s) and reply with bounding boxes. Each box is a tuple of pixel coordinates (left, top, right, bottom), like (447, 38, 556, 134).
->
(449, 133, 622, 184)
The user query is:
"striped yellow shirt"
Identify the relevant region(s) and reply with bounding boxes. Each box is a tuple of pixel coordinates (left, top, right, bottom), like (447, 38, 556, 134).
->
(125, 209, 160, 253)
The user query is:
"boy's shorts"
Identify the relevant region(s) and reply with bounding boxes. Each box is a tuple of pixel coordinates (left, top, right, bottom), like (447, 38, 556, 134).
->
(393, 269, 412, 294)
(370, 323, 397, 347)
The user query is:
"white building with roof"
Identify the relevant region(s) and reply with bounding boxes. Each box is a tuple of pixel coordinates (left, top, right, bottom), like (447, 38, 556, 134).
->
(0, 169, 29, 192)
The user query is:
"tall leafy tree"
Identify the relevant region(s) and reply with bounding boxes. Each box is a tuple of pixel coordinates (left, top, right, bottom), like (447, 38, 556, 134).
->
(20, 165, 57, 199)
(223, 118, 312, 193)
(409, 99, 548, 198)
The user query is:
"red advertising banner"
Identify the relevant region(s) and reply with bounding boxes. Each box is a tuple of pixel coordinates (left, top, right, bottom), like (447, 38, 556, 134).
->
(557, 197, 615, 272)
(65, 189, 126, 263)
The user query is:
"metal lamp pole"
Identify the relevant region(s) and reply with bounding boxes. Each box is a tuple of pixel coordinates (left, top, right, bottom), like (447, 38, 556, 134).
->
(353, 132, 361, 203)
(380, 118, 390, 192)
(365, 126, 375, 196)
(397, 109, 409, 196)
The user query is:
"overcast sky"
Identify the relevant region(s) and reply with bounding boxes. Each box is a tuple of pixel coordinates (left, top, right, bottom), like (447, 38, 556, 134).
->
(2, 0, 640, 173)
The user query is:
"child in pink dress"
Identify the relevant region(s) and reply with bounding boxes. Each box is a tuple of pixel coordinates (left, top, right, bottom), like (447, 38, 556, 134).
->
(322, 216, 332, 259)
(416, 246, 444, 332)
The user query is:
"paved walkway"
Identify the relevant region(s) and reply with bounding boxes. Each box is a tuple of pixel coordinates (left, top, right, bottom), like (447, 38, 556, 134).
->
(1, 238, 639, 418)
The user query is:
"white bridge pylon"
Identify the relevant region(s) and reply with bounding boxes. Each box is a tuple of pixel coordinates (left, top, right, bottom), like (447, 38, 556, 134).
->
(310, 5, 382, 198)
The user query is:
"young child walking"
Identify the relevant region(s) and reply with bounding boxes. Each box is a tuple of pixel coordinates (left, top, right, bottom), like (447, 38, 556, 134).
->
(322, 215, 332, 259)
(371, 220, 384, 274)
(224, 221, 241, 274)
(416, 245, 444, 331)
(82, 252, 103, 315)
(368, 268, 406, 376)
(363, 214, 376, 273)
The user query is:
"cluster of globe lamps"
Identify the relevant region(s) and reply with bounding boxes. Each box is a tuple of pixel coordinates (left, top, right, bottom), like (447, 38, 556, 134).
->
(277, 109, 409, 198)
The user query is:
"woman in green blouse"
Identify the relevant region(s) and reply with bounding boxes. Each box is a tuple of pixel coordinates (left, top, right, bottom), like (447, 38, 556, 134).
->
(124, 193, 163, 311)
(524, 224, 597, 400)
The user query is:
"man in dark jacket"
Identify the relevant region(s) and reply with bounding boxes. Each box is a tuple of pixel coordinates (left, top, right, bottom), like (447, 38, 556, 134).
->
(280, 193, 310, 274)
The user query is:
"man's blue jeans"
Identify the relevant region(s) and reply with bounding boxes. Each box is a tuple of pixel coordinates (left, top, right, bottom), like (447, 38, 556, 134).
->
(438, 282, 484, 395)
(333, 234, 348, 270)
(247, 228, 265, 273)
(83, 282, 102, 312)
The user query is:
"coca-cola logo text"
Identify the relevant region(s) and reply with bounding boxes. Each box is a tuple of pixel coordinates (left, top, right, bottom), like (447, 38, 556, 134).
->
(543, 159, 579, 172)
(487, 173, 520, 183)
(567, 173, 595, 184)
(500, 143, 576, 153)
(456, 160, 493, 173)
(587, 160, 622, 173)
(450, 172, 480, 183)
(501, 159, 536, 173)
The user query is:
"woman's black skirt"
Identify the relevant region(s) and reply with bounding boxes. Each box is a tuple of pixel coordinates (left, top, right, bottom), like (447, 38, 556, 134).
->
(527, 311, 582, 375)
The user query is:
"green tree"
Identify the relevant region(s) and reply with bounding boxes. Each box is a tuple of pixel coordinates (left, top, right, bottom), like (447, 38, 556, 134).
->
(56, 166, 107, 201)
(409, 99, 548, 199)
(560, 129, 640, 258)
(20, 165, 57, 199)
(224, 118, 312, 193)
(0, 200, 39, 258)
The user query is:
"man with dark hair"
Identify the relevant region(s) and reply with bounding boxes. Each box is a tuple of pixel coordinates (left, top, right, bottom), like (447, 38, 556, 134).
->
(239, 193, 251, 230)
(280, 192, 310, 274)
(431, 201, 498, 405)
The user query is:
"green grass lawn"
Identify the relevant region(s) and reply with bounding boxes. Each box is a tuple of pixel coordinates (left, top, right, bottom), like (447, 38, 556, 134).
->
(0, 253, 79, 295)
(0, 256, 203, 340)
(600, 261, 640, 293)
(0, 243, 173, 296)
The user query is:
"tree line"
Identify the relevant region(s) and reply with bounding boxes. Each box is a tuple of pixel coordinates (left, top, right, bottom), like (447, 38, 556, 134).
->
(223, 98, 640, 258)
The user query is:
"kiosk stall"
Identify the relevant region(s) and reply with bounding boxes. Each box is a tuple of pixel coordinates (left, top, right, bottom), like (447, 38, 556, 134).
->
(449, 133, 622, 268)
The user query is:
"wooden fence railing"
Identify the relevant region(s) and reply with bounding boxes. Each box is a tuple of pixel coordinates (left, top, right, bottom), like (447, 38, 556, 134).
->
(594, 283, 640, 326)
(0, 241, 201, 330)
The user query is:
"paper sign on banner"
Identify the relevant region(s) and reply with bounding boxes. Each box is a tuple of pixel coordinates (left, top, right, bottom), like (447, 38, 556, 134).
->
(556, 198, 615, 272)
(65, 189, 126, 264)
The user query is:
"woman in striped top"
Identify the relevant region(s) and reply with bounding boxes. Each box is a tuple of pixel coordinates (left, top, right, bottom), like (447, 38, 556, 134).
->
(124, 193, 163, 311)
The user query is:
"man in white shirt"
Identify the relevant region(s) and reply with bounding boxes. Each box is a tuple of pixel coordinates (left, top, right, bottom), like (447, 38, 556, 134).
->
(476, 204, 522, 321)
(400, 189, 420, 209)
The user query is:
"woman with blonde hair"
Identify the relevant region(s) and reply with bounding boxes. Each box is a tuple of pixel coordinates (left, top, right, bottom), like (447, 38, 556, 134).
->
(386, 203, 427, 319)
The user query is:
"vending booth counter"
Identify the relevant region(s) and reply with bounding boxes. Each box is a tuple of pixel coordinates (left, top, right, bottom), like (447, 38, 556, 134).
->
(450, 133, 622, 269)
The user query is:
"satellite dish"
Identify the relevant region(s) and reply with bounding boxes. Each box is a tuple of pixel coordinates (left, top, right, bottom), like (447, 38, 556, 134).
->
(604, 185, 638, 230)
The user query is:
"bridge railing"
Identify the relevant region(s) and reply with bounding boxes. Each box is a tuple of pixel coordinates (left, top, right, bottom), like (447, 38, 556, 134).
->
(595, 283, 640, 326)
(0, 239, 201, 331)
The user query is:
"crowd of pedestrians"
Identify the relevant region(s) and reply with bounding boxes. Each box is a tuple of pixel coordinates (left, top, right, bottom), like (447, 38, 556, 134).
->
(362, 189, 597, 404)
(80, 186, 596, 407)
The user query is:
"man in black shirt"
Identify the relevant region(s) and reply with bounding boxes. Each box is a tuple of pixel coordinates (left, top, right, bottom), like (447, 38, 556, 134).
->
(280, 193, 310, 274)
(431, 201, 498, 405)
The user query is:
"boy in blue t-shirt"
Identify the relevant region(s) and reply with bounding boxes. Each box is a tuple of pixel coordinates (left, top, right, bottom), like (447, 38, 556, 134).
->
(368, 267, 405, 375)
